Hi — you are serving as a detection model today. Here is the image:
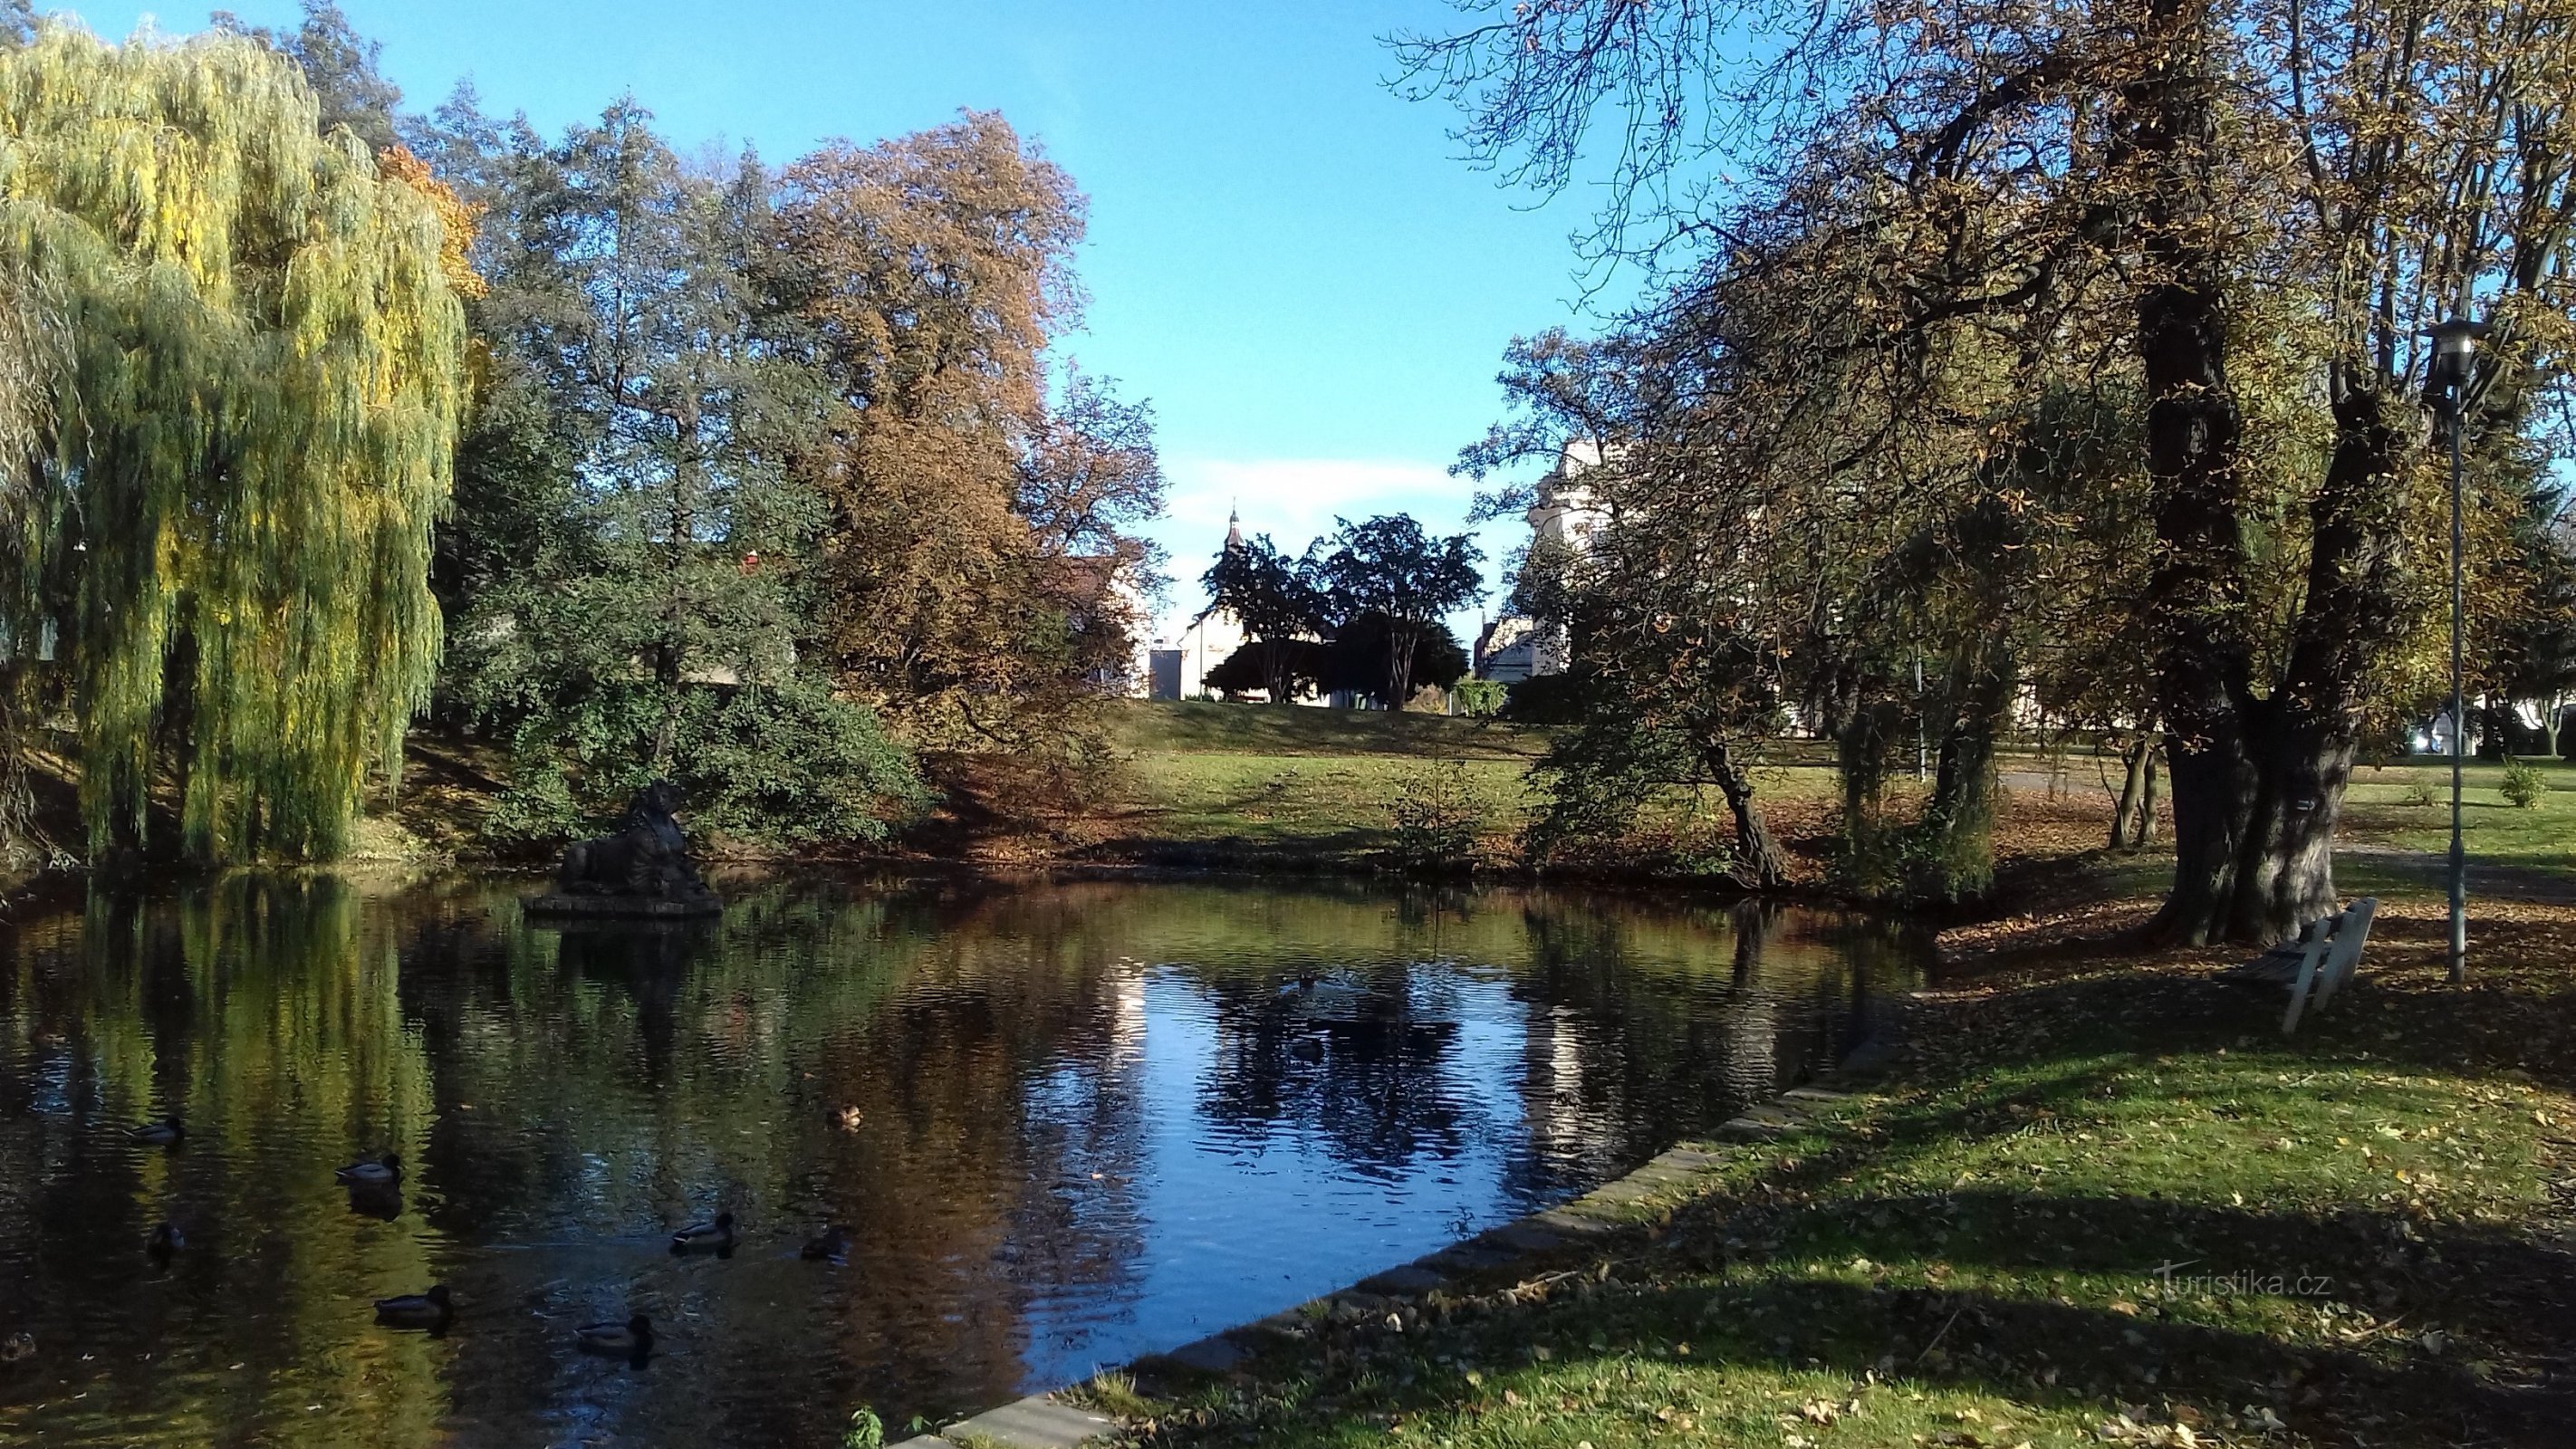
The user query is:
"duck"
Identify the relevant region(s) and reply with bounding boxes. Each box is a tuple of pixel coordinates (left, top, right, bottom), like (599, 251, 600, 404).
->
(146, 1223, 184, 1263)
(333, 1152, 403, 1186)
(128, 1115, 184, 1147)
(576, 1314, 653, 1358)
(800, 1223, 853, 1262)
(372, 1285, 453, 1333)
(669, 1212, 735, 1255)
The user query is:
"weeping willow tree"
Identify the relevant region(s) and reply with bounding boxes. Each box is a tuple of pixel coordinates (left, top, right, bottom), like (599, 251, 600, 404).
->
(0, 25, 466, 864)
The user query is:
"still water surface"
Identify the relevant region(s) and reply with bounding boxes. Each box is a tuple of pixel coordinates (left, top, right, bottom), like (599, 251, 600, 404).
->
(0, 872, 1920, 1447)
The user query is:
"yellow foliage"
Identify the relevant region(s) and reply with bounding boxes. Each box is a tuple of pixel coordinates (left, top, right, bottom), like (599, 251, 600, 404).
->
(0, 24, 467, 862)
(376, 141, 486, 300)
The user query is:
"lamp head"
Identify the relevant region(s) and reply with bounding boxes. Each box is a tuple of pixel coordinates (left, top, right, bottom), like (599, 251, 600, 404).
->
(2424, 315, 2490, 358)
(2422, 314, 2490, 410)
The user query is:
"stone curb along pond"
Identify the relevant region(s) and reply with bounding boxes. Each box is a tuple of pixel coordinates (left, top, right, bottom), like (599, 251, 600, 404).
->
(887, 1034, 1903, 1449)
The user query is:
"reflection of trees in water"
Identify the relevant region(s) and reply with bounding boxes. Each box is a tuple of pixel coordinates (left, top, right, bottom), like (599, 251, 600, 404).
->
(1191, 963, 1475, 1172)
(384, 877, 1155, 1437)
(1500, 897, 1911, 1207)
(0, 874, 446, 1448)
(0, 872, 1922, 1447)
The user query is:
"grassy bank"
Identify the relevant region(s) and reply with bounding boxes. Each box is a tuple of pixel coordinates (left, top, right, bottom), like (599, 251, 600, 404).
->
(1094, 874, 2576, 1448)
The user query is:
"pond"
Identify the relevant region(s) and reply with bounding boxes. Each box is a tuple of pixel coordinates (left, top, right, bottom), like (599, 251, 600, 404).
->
(0, 872, 1923, 1447)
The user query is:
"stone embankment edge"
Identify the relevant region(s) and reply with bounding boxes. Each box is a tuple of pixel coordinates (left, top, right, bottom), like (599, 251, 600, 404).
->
(888, 1026, 1909, 1449)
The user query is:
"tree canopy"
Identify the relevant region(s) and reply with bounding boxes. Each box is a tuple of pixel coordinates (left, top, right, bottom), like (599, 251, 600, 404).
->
(1412, 0, 2576, 936)
(0, 24, 467, 863)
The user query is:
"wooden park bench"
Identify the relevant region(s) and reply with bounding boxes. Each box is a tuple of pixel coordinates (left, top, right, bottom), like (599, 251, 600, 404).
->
(2215, 897, 2378, 1035)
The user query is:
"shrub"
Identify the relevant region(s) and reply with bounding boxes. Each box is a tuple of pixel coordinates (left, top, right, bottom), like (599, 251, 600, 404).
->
(1500, 671, 1590, 724)
(2501, 757, 2550, 810)
(1387, 759, 1485, 876)
(1452, 678, 1506, 717)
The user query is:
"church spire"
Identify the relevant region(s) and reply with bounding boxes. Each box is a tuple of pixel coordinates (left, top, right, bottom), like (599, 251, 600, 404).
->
(1225, 503, 1244, 552)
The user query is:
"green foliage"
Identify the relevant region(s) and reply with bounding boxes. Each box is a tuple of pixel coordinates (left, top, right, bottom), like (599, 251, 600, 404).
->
(1313, 514, 1484, 710)
(1500, 671, 1590, 724)
(420, 95, 920, 850)
(1205, 638, 1327, 700)
(0, 24, 466, 863)
(1385, 759, 1487, 876)
(1202, 533, 1331, 702)
(1323, 611, 1470, 706)
(2403, 778, 2439, 808)
(483, 678, 919, 851)
(1453, 678, 1506, 717)
(841, 1407, 884, 1449)
(2500, 756, 2549, 809)
(1313, 514, 1485, 626)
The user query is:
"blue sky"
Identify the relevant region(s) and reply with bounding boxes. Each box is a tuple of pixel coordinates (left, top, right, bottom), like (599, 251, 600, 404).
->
(67, 0, 1618, 640)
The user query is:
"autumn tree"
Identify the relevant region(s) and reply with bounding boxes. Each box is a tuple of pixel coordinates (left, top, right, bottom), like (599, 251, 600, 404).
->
(1401, 0, 2576, 939)
(0, 24, 467, 864)
(422, 95, 918, 846)
(769, 112, 1160, 748)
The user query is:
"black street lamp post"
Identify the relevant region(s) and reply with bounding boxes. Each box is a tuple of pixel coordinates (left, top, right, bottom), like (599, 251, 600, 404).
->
(2424, 314, 2486, 985)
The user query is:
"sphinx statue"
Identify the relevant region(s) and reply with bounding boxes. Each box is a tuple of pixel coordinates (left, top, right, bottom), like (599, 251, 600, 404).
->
(523, 781, 724, 918)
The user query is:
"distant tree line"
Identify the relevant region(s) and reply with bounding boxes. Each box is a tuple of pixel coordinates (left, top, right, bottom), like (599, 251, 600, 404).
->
(0, 3, 1168, 867)
(1198, 514, 1484, 710)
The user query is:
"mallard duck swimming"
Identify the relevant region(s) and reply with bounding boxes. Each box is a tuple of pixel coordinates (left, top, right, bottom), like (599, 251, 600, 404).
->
(372, 1285, 453, 1333)
(576, 1314, 653, 1357)
(333, 1152, 402, 1186)
(669, 1212, 735, 1254)
(128, 1116, 184, 1147)
(146, 1223, 184, 1262)
(800, 1223, 853, 1262)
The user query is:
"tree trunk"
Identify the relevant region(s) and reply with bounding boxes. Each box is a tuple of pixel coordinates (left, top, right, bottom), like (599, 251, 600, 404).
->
(2222, 381, 2413, 939)
(2127, 0, 2253, 945)
(1387, 620, 1419, 709)
(2110, 737, 2151, 849)
(1918, 642, 2013, 901)
(1703, 737, 1789, 889)
(1263, 639, 1296, 705)
(2133, 745, 2160, 846)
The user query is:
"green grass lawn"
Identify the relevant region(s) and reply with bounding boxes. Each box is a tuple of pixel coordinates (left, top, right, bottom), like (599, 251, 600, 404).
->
(1092, 702, 1548, 863)
(2339, 755, 2576, 874)
(1102, 911, 2576, 1447)
(1093, 702, 1858, 871)
(1107, 700, 1551, 759)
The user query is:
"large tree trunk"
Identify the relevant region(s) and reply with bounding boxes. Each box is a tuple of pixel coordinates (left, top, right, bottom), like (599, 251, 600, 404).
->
(1703, 736, 1789, 889)
(2126, 0, 2255, 945)
(2229, 381, 2415, 940)
(1918, 640, 2014, 900)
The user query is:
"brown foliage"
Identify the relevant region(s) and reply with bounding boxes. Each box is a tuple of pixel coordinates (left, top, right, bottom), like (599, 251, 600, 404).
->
(772, 112, 1149, 747)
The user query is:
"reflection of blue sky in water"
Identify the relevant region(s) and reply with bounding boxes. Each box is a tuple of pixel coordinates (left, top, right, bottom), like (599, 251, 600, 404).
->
(0, 877, 1918, 1447)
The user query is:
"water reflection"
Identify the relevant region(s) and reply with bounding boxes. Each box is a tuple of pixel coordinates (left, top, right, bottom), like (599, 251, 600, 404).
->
(0, 873, 1920, 1447)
